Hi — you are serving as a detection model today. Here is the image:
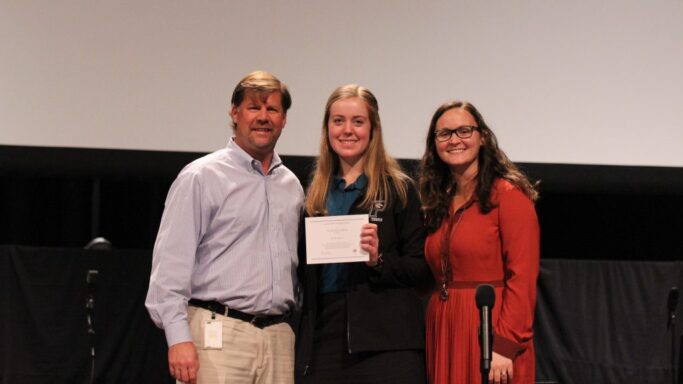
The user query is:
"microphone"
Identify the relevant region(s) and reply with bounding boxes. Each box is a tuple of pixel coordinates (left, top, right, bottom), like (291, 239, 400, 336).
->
(84, 237, 111, 251)
(476, 284, 496, 376)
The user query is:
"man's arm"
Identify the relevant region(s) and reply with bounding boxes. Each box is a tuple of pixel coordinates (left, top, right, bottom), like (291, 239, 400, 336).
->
(145, 170, 207, 379)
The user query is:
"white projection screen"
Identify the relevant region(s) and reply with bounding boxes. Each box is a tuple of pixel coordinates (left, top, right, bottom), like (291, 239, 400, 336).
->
(1, 1, 682, 167)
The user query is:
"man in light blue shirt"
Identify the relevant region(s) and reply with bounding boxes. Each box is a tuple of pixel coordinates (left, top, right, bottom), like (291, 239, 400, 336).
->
(145, 71, 304, 383)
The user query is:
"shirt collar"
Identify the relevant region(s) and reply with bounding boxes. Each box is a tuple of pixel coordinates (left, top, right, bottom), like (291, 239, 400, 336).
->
(332, 174, 367, 192)
(226, 138, 282, 174)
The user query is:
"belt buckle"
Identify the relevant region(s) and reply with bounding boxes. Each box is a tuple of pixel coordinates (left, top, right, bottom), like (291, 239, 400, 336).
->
(250, 315, 262, 327)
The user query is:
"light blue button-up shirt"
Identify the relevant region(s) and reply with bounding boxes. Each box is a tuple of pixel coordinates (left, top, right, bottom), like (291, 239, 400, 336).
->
(145, 138, 304, 347)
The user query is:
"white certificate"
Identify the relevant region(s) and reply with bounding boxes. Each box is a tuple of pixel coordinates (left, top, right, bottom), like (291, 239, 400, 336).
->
(305, 214, 369, 264)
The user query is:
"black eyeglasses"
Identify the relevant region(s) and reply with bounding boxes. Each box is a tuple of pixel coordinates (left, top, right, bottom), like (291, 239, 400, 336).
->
(434, 126, 478, 142)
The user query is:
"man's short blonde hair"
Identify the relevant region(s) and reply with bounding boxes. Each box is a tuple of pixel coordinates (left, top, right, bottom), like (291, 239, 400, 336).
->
(230, 70, 291, 112)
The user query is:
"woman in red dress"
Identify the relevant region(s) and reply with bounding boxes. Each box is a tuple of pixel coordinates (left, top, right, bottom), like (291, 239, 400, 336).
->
(419, 101, 540, 384)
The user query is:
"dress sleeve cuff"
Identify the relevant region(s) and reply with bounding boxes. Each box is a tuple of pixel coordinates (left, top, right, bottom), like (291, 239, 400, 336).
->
(493, 333, 523, 359)
(165, 320, 193, 347)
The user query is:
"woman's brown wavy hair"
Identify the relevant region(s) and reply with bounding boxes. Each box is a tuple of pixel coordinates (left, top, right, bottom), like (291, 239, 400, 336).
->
(419, 100, 538, 233)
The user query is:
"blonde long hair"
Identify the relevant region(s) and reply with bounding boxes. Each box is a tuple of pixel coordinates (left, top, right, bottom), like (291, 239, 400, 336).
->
(305, 84, 409, 216)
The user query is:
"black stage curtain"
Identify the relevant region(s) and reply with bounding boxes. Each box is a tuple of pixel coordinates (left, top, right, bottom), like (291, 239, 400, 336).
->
(3, 145, 683, 263)
(0, 175, 171, 250)
(536, 259, 683, 384)
(0, 245, 171, 384)
(1, 245, 681, 383)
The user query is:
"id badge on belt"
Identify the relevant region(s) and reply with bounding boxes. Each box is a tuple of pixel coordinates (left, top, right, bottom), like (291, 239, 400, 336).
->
(203, 313, 222, 349)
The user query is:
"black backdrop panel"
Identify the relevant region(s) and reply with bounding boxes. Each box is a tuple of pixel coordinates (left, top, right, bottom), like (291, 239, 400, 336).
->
(2, 145, 683, 261)
(2, 246, 682, 383)
(536, 259, 683, 384)
(0, 246, 171, 384)
(2, 145, 683, 382)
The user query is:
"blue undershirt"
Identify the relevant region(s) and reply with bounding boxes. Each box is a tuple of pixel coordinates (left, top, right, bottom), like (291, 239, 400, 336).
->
(319, 174, 367, 294)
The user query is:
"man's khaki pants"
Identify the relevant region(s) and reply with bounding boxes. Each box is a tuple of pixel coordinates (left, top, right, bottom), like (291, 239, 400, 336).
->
(184, 306, 294, 384)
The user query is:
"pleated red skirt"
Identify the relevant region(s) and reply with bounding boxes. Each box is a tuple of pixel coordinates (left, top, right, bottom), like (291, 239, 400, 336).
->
(425, 286, 535, 384)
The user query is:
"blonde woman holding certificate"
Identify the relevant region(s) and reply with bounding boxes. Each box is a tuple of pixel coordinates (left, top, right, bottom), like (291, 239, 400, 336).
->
(295, 84, 433, 383)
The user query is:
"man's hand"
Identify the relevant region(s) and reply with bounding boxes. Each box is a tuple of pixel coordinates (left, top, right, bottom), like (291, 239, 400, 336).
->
(168, 341, 199, 384)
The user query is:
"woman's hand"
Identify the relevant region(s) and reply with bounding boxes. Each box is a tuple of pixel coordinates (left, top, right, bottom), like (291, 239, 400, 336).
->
(360, 223, 380, 266)
(489, 351, 513, 384)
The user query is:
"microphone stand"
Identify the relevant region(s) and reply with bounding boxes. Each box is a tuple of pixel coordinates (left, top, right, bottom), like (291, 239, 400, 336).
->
(678, 333, 682, 384)
(669, 287, 679, 384)
(672, 306, 677, 384)
(83, 238, 109, 383)
(86, 270, 98, 384)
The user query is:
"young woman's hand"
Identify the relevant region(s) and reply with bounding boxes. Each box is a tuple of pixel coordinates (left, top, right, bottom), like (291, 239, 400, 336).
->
(360, 223, 380, 266)
(489, 351, 513, 384)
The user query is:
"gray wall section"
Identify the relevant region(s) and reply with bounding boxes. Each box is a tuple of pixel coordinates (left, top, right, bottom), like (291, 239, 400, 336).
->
(1, 1, 683, 166)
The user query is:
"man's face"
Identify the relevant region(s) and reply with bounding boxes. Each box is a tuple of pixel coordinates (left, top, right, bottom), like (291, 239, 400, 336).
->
(230, 91, 286, 161)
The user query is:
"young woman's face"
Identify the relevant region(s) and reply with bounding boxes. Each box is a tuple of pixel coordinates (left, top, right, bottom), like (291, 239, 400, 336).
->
(434, 108, 484, 172)
(327, 97, 372, 167)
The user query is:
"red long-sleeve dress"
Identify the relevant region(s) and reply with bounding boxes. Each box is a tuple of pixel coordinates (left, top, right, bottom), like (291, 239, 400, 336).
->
(425, 179, 540, 384)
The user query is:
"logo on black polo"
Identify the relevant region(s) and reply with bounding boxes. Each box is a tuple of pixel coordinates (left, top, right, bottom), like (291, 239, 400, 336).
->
(369, 200, 386, 222)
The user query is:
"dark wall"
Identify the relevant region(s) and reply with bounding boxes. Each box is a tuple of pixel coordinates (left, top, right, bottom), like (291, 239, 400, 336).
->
(2, 144, 683, 260)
